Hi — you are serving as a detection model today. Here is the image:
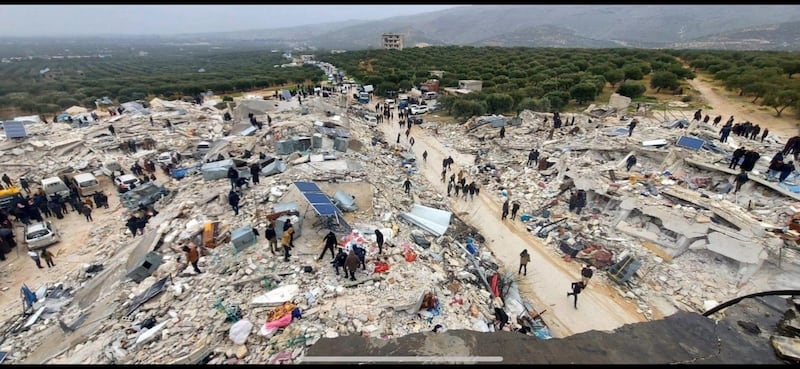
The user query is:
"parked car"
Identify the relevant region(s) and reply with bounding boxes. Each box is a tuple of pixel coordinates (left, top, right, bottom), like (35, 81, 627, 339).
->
(114, 174, 141, 193)
(411, 105, 429, 115)
(24, 221, 60, 250)
(156, 151, 176, 166)
(100, 161, 124, 177)
(120, 182, 170, 211)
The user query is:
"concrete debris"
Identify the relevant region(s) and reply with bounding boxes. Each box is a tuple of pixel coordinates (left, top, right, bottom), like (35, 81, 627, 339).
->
(3, 61, 800, 365)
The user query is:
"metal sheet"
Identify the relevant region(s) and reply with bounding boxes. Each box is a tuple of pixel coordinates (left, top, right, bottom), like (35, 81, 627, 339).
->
(399, 204, 452, 236)
(305, 193, 331, 205)
(125, 276, 169, 316)
(281, 89, 292, 101)
(676, 136, 705, 151)
(295, 182, 322, 193)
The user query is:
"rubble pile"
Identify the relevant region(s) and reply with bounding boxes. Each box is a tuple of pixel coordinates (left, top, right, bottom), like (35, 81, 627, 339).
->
(422, 105, 800, 318)
(0, 93, 550, 364)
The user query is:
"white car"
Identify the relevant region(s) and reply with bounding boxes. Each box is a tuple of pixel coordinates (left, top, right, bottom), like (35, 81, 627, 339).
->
(114, 174, 141, 193)
(411, 105, 429, 115)
(156, 151, 175, 166)
(25, 221, 60, 250)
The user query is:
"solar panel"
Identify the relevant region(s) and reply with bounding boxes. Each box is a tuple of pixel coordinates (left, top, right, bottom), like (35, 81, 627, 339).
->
(295, 181, 321, 193)
(305, 193, 331, 205)
(2, 121, 27, 138)
(676, 136, 704, 151)
(312, 204, 339, 216)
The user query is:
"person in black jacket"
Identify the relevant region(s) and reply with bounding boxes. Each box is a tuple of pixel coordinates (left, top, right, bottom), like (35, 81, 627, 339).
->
(729, 147, 746, 169)
(581, 265, 594, 286)
(228, 190, 240, 216)
(374, 229, 384, 255)
(227, 166, 239, 191)
(319, 231, 337, 260)
(264, 222, 278, 254)
(332, 248, 348, 276)
(501, 199, 509, 220)
(567, 281, 585, 309)
(249, 163, 261, 185)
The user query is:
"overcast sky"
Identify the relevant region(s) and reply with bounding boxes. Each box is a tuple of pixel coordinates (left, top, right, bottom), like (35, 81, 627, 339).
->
(0, 5, 461, 37)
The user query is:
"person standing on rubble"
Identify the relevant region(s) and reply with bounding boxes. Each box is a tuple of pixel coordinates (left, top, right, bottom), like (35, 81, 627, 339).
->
(403, 178, 412, 195)
(499, 126, 506, 139)
(713, 115, 722, 126)
(281, 223, 294, 262)
(510, 200, 520, 220)
(581, 265, 594, 287)
(396, 133, 400, 144)
(226, 166, 239, 191)
(693, 109, 702, 122)
(762, 128, 770, 143)
(574, 190, 587, 215)
(374, 229, 385, 255)
(108, 124, 116, 137)
(447, 180, 453, 197)
(527, 148, 539, 167)
(627, 119, 637, 137)
(492, 296, 510, 331)
(729, 147, 746, 169)
(567, 280, 585, 309)
(741, 149, 760, 172)
(733, 168, 749, 194)
(182, 243, 202, 274)
(779, 161, 795, 183)
(422, 150, 428, 163)
(228, 190, 240, 216)
(333, 248, 348, 276)
(703, 115, 710, 123)
(750, 124, 761, 140)
(249, 162, 261, 185)
(1, 174, 12, 188)
(719, 122, 732, 143)
(519, 250, 530, 276)
(344, 248, 360, 281)
(626, 154, 637, 172)
(265, 222, 278, 255)
(501, 199, 510, 220)
(468, 181, 476, 201)
(319, 231, 338, 260)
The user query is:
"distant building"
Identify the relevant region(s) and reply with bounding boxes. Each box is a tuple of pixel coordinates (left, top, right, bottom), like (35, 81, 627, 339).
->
(382, 33, 404, 50)
(414, 43, 431, 48)
(429, 70, 445, 78)
(420, 79, 440, 93)
(138, 51, 149, 57)
(458, 80, 483, 92)
(330, 50, 347, 54)
(39, 67, 50, 75)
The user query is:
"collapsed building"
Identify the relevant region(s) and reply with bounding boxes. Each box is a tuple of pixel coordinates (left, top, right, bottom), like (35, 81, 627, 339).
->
(0, 77, 799, 364)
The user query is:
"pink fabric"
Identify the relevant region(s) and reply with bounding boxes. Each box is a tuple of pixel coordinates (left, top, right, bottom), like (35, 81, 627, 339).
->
(265, 313, 293, 329)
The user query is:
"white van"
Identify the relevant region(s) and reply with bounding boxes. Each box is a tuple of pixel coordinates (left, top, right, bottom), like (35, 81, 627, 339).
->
(72, 173, 100, 197)
(41, 177, 71, 199)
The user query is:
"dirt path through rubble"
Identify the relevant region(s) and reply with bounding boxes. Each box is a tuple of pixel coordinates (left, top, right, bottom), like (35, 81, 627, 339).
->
(375, 114, 645, 337)
(686, 74, 799, 140)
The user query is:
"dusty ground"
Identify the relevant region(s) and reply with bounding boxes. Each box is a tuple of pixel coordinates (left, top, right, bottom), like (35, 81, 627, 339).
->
(687, 73, 800, 139)
(0, 171, 169, 325)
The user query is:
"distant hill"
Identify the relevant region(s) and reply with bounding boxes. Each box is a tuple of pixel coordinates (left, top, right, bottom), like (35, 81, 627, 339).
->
(296, 5, 800, 51)
(668, 20, 800, 50)
(471, 25, 623, 48)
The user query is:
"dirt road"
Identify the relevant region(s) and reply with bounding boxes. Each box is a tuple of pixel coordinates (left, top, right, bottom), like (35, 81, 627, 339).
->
(686, 75, 799, 140)
(373, 110, 645, 337)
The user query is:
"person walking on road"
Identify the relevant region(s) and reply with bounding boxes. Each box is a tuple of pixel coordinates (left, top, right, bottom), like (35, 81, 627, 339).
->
(567, 281, 585, 309)
(519, 249, 530, 276)
(81, 204, 93, 222)
(501, 199, 510, 220)
(41, 249, 56, 268)
(28, 250, 43, 269)
(422, 150, 428, 163)
(319, 231, 338, 261)
(581, 265, 594, 287)
(511, 200, 520, 220)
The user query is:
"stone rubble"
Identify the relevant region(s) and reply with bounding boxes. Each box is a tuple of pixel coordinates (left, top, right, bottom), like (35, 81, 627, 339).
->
(2, 76, 800, 363)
